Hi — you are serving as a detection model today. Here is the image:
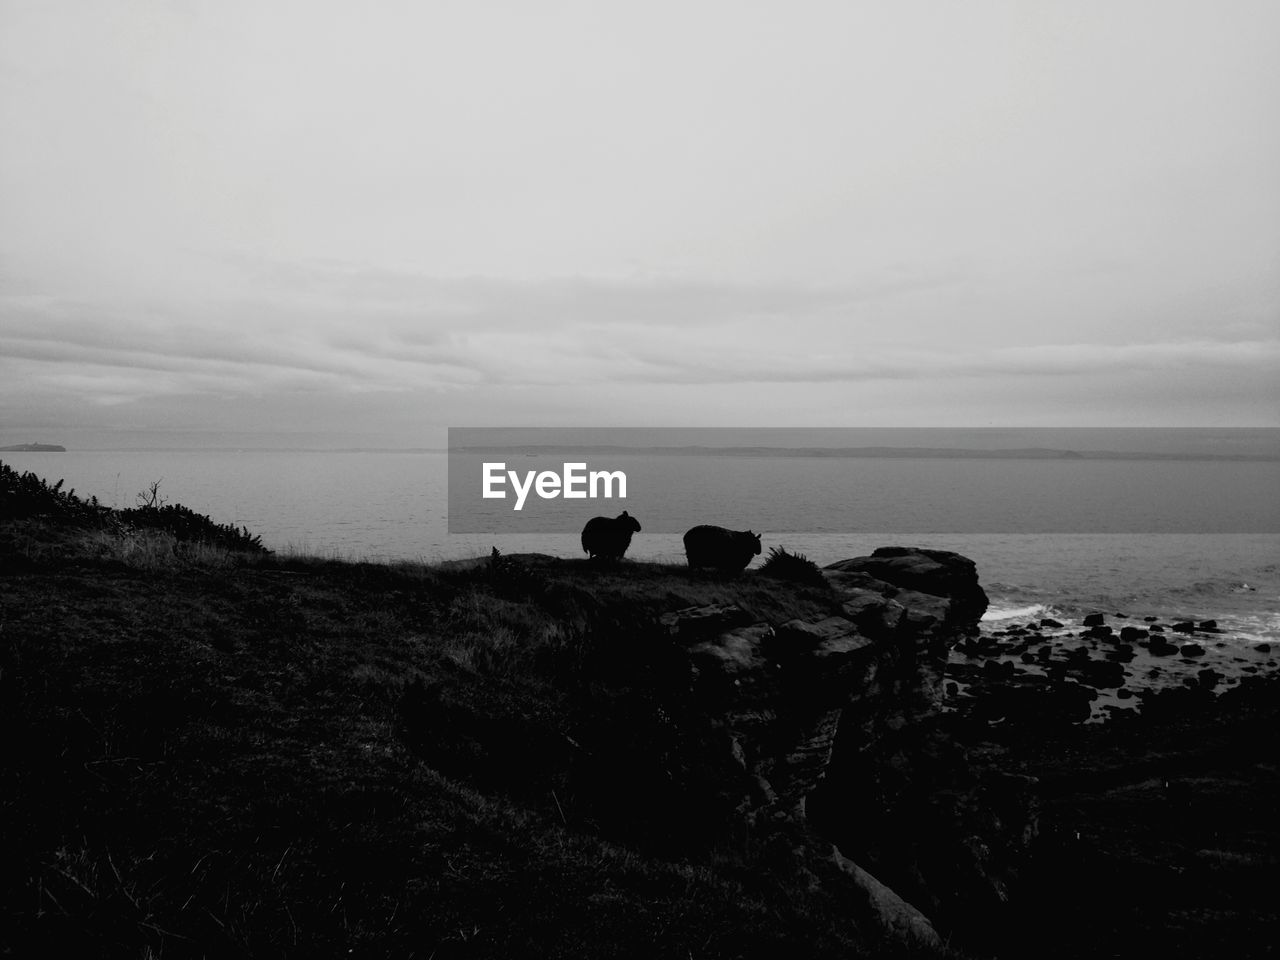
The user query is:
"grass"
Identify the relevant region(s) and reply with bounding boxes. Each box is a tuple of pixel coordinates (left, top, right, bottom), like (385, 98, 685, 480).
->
(0, 467, 962, 960)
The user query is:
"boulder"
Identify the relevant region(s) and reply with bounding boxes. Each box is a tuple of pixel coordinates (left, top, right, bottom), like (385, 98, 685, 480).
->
(1067, 658, 1126, 689)
(1197, 668, 1222, 689)
(660, 603, 756, 640)
(825, 547, 989, 628)
(830, 847, 940, 947)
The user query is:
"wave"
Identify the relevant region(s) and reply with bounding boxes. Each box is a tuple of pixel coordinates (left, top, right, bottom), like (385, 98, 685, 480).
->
(981, 602, 1058, 623)
(1229, 613, 1280, 644)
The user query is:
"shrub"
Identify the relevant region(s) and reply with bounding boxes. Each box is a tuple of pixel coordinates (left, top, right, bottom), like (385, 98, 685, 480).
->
(1, 461, 268, 554)
(118, 502, 266, 553)
(0, 461, 110, 523)
(758, 546, 827, 588)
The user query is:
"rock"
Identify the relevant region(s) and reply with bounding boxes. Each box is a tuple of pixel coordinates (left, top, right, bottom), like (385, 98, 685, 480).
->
(1198, 620, 1219, 631)
(1149, 624, 1165, 633)
(1082, 613, 1106, 627)
(1148, 639, 1179, 657)
(1119, 626, 1148, 642)
(1040, 618, 1063, 629)
(837, 593, 907, 638)
(830, 847, 940, 947)
(1180, 643, 1206, 657)
(1256, 643, 1271, 653)
(965, 673, 1095, 725)
(825, 547, 989, 627)
(661, 603, 755, 640)
(1117, 688, 1133, 699)
(1067, 658, 1126, 689)
(1172, 621, 1196, 634)
(1084, 625, 1114, 639)
(687, 624, 775, 694)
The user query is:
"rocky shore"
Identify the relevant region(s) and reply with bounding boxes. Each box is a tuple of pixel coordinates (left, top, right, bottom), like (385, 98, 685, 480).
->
(930, 607, 1280, 957)
(948, 609, 1279, 726)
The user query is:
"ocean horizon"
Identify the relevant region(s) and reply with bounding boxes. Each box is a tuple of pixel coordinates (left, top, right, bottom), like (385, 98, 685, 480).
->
(5, 448, 1278, 647)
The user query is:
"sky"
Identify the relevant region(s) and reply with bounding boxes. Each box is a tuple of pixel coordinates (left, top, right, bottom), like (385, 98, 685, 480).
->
(2, 0, 1278, 448)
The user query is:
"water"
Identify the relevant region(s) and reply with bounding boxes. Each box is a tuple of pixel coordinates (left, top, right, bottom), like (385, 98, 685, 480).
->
(5, 450, 1278, 644)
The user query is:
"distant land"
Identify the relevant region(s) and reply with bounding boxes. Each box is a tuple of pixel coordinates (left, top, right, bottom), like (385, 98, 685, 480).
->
(451, 444, 1280, 462)
(0, 442, 65, 452)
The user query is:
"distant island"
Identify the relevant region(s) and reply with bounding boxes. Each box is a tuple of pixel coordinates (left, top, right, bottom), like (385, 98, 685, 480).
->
(0, 443, 66, 452)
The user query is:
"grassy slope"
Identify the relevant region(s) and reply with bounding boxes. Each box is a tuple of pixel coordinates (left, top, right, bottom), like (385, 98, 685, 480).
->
(1, 520, 944, 959)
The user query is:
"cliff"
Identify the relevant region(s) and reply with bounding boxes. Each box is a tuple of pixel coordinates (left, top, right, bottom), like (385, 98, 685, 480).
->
(7, 477, 1279, 957)
(2, 511, 1012, 957)
(397, 546, 1019, 946)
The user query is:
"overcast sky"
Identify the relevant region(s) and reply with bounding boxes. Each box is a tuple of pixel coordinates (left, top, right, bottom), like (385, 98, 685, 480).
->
(2, 1, 1277, 447)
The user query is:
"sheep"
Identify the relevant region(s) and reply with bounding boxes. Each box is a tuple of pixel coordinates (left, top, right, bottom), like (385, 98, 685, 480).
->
(581, 510, 642, 560)
(683, 525, 762, 573)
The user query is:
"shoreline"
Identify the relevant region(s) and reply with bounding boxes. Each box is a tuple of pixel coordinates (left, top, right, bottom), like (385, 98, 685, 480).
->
(949, 610, 1279, 724)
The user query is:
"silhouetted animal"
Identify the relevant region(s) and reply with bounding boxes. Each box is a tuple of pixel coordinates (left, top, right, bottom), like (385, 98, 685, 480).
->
(581, 511, 642, 560)
(683, 525, 762, 573)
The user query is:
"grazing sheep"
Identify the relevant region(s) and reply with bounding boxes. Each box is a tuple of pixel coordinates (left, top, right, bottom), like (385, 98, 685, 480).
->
(581, 510, 642, 560)
(683, 525, 762, 573)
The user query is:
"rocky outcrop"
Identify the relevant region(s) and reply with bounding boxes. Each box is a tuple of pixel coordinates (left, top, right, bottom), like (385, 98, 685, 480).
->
(658, 547, 987, 827)
(654, 546, 1006, 939)
(401, 546, 1016, 946)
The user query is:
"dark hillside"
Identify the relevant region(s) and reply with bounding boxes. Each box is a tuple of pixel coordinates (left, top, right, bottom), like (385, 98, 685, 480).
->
(5, 461, 1277, 959)
(1, 470, 964, 959)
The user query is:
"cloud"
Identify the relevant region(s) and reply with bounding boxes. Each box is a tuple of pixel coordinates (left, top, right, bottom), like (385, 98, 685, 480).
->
(603, 338, 1280, 386)
(0, 263, 968, 400)
(2, 261, 1276, 433)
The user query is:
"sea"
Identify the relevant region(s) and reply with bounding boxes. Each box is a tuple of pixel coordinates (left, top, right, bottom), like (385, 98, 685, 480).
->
(4, 449, 1278, 646)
